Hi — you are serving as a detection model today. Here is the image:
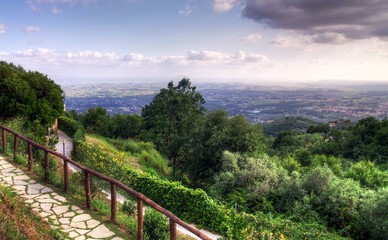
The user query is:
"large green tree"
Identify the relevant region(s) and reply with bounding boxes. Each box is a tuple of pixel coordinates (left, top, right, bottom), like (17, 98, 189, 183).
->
(188, 110, 267, 184)
(141, 78, 206, 175)
(0, 61, 63, 126)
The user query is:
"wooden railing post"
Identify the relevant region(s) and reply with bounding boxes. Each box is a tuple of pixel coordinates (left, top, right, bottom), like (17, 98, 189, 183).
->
(137, 199, 143, 240)
(13, 135, 18, 161)
(28, 143, 33, 171)
(170, 219, 177, 240)
(2, 129, 6, 153)
(64, 159, 69, 192)
(84, 171, 91, 209)
(44, 151, 49, 182)
(111, 183, 117, 222)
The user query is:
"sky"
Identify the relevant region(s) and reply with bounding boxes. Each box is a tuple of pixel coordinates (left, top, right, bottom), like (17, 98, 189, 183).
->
(1, 0, 388, 85)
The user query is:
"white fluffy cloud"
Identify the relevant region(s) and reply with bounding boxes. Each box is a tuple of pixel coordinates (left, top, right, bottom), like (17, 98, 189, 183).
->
(179, 5, 194, 16)
(123, 53, 144, 62)
(241, 33, 262, 42)
(25, 26, 40, 33)
(187, 50, 270, 64)
(28, 0, 97, 13)
(213, 0, 238, 13)
(0, 24, 6, 34)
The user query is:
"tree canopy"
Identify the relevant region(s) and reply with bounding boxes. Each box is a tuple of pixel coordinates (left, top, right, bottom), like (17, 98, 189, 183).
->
(141, 78, 206, 175)
(0, 61, 64, 126)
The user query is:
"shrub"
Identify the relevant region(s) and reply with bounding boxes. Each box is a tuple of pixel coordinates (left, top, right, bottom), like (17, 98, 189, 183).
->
(346, 161, 388, 189)
(58, 116, 85, 140)
(144, 208, 169, 240)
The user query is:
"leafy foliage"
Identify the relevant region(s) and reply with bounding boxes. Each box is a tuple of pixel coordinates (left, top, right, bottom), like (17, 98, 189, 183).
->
(56, 78, 387, 239)
(0, 61, 63, 126)
(144, 208, 169, 240)
(141, 78, 206, 175)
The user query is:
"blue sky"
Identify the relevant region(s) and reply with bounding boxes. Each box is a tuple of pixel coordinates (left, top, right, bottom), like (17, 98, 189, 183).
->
(1, 0, 388, 84)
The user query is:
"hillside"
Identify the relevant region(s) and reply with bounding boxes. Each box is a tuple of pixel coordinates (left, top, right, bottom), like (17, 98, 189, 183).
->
(263, 116, 319, 136)
(0, 184, 66, 239)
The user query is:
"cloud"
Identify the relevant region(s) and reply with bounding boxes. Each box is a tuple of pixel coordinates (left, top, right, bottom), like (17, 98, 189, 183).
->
(0, 24, 6, 34)
(241, 0, 388, 43)
(25, 26, 40, 33)
(187, 50, 228, 61)
(213, 0, 238, 13)
(187, 50, 270, 65)
(66, 50, 120, 62)
(52, 5, 62, 14)
(122, 53, 144, 61)
(28, 0, 97, 12)
(310, 59, 329, 65)
(179, 5, 194, 16)
(241, 33, 262, 42)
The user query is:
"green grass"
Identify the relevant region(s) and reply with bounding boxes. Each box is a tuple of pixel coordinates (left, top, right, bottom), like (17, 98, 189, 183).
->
(93, 136, 171, 177)
(0, 184, 67, 240)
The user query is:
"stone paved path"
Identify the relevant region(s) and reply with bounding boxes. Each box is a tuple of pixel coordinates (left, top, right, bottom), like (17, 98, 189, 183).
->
(0, 155, 123, 240)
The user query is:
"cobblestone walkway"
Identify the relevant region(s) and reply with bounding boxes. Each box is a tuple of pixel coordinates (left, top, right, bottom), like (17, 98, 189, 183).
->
(0, 155, 123, 240)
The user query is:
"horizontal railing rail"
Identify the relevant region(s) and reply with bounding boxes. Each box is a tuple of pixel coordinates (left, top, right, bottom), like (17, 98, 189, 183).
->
(0, 125, 212, 240)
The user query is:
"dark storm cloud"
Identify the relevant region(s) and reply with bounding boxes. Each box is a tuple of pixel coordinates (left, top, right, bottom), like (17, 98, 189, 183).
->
(242, 0, 388, 43)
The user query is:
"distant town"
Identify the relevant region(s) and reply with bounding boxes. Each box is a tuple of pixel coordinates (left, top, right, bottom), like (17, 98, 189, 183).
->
(63, 81, 388, 123)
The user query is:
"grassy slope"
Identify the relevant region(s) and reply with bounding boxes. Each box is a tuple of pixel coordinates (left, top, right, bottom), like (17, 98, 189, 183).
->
(0, 184, 66, 240)
(86, 135, 171, 177)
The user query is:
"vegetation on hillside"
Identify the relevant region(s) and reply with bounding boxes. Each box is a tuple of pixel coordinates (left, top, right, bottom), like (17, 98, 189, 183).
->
(0, 61, 64, 140)
(1, 63, 387, 240)
(65, 78, 387, 239)
(0, 184, 66, 239)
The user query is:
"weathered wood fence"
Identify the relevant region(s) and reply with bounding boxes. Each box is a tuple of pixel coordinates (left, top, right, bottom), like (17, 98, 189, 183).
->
(0, 125, 212, 240)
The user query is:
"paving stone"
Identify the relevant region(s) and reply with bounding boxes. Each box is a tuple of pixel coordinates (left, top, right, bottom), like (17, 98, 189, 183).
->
(21, 194, 40, 199)
(59, 217, 71, 225)
(61, 225, 73, 230)
(70, 221, 87, 229)
(39, 212, 52, 218)
(72, 205, 81, 211)
(52, 205, 69, 215)
(87, 225, 115, 239)
(64, 212, 75, 217)
(0, 156, 122, 240)
(53, 195, 67, 202)
(13, 175, 30, 180)
(41, 203, 53, 212)
(69, 231, 79, 238)
(41, 187, 53, 194)
(76, 229, 90, 235)
(1, 164, 13, 169)
(13, 180, 29, 185)
(32, 207, 41, 213)
(86, 219, 100, 228)
(13, 185, 26, 191)
(63, 227, 76, 233)
(27, 187, 40, 195)
(36, 198, 60, 204)
(31, 202, 40, 208)
(72, 214, 92, 223)
(30, 183, 45, 190)
(2, 172, 16, 177)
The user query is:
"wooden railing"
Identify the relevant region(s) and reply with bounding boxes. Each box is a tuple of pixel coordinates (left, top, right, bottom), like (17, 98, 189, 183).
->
(0, 125, 212, 240)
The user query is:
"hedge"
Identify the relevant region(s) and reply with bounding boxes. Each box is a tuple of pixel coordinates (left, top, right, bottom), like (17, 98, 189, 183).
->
(71, 139, 345, 239)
